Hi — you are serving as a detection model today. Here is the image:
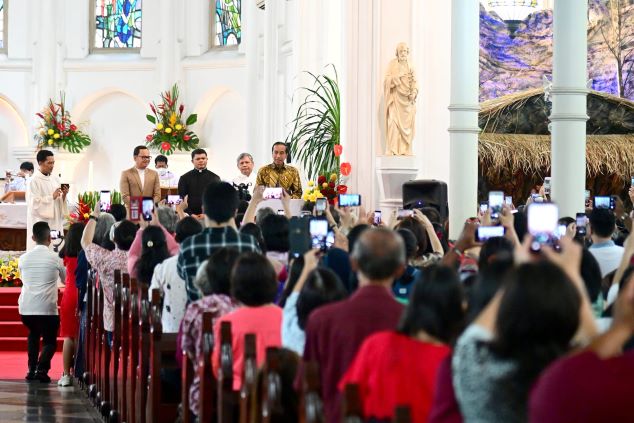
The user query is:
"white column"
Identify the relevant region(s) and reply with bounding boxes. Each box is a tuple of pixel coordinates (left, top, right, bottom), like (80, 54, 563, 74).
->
(448, 0, 480, 239)
(550, 0, 588, 218)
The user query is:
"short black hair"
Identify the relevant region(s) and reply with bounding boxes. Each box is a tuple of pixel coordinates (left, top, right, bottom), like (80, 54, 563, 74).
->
(20, 162, 34, 172)
(133, 145, 149, 157)
(109, 204, 127, 222)
(396, 228, 418, 260)
(36, 150, 54, 164)
(260, 214, 289, 252)
(205, 248, 241, 296)
(174, 216, 203, 243)
(154, 155, 168, 165)
(589, 208, 616, 238)
(231, 252, 278, 306)
(395, 217, 429, 256)
(271, 142, 288, 154)
(478, 236, 514, 271)
(113, 220, 138, 251)
(32, 221, 51, 244)
(203, 182, 239, 223)
(296, 268, 347, 330)
(240, 223, 266, 251)
(191, 148, 207, 160)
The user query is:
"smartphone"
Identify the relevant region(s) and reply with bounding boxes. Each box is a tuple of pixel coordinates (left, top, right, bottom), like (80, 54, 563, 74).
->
(544, 177, 551, 195)
(527, 203, 559, 251)
(631, 177, 634, 186)
(142, 197, 154, 221)
(585, 190, 591, 201)
(300, 210, 312, 217)
(310, 218, 329, 251)
(575, 212, 587, 237)
(99, 190, 111, 212)
(289, 217, 311, 258)
(277, 209, 285, 215)
(488, 191, 504, 219)
(504, 196, 513, 206)
(338, 194, 361, 207)
(60, 183, 70, 190)
(593, 196, 615, 210)
(315, 197, 327, 214)
(129, 196, 142, 221)
(167, 194, 182, 207)
(479, 202, 488, 214)
(557, 224, 567, 239)
(397, 208, 414, 219)
(476, 226, 505, 242)
(50, 230, 60, 240)
(263, 187, 283, 200)
(373, 210, 382, 226)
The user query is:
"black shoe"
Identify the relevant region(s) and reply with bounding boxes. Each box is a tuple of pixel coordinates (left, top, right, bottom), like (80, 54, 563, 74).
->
(35, 371, 51, 383)
(25, 371, 37, 382)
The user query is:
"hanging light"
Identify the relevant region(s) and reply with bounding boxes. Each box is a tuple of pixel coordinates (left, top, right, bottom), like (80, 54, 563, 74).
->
(484, 0, 546, 38)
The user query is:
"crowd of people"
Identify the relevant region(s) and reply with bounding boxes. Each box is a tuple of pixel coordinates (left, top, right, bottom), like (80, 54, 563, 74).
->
(13, 143, 634, 422)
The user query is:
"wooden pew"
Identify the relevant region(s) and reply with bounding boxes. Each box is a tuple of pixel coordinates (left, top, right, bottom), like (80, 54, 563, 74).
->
(99, 270, 121, 418)
(135, 284, 152, 423)
(260, 347, 285, 423)
(239, 334, 257, 423)
(146, 290, 179, 423)
(89, 272, 103, 405)
(217, 321, 237, 423)
(108, 275, 122, 422)
(198, 311, 217, 423)
(300, 361, 324, 423)
(126, 277, 139, 423)
(181, 348, 194, 423)
(83, 267, 97, 397)
(341, 383, 363, 423)
(393, 405, 412, 423)
(95, 273, 106, 408)
(117, 273, 130, 422)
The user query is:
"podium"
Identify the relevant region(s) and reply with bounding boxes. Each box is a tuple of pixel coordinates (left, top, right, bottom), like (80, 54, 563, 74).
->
(254, 199, 306, 216)
(160, 187, 179, 199)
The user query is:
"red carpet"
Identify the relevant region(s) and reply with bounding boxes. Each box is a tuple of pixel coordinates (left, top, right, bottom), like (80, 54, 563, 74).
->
(0, 351, 64, 380)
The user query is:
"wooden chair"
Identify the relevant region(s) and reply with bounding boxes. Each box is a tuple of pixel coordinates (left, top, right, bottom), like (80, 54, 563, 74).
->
(260, 347, 285, 423)
(393, 405, 412, 423)
(108, 274, 122, 422)
(217, 321, 236, 423)
(117, 273, 130, 423)
(341, 383, 363, 423)
(300, 361, 324, 423)
(126, 278, 139, 423)
(198, 311, 217, 423)
(135, 284, 152, 423)
(239, 334, 257, 423)
(146, 293, 179, 423)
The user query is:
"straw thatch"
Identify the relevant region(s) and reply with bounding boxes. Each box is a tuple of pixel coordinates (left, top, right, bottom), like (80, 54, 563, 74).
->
(477, 88, 634, 201)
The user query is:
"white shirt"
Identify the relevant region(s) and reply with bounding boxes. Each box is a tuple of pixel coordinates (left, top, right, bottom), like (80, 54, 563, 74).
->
(26, 170, 68, 250)
(137, 168, 146, 190)
(589, 240, 624, 278)
(18, 245, 66, 315)
(232, 173, 256, 192)
(149, 255, 187, 333)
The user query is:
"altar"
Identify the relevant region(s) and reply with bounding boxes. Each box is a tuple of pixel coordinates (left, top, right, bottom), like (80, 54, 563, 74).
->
(0, 203, 27, 251)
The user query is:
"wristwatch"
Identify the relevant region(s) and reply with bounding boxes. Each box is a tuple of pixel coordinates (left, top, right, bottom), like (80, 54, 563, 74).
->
(89, 215, 98, 221)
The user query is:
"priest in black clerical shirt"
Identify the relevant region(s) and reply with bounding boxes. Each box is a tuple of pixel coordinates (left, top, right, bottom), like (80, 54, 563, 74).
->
(177, 148, 220, 217)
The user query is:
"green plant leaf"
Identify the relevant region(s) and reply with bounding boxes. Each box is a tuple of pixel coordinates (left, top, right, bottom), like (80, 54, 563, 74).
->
(186, 114, 198, 125)
(146, 114, 156, 124)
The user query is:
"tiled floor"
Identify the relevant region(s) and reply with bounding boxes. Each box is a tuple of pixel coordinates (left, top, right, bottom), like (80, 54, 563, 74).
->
(0, 379, 101, 422)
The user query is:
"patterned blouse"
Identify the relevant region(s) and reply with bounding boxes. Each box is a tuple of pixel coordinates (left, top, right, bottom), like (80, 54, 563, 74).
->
(255, 163, 303, 199)
(180, 294, 239, 415)
(83, 244, 129, 332)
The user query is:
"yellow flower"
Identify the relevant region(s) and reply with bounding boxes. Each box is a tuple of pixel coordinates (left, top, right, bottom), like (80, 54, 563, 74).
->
(315, 191, 324, 198)
(157, 123, 164, 130)
(48, 139, 54, 145)
(302, 193, 309, 201)
(175, 124, 183, 130)
(83, 213, 90, 219)
(322, 183, 328, 189)
(308, 193, 317, 203)
(53, 133, 60, 139)
(169, 112, 177, 126)
(165, 127, 173, 134)
(47, 128, 54, 135)
(329, 173, 337, 182)
(307, 181, 314, 187)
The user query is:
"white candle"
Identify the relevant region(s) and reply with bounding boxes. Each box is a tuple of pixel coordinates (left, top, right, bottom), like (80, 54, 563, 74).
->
(88, 161, 94, 192)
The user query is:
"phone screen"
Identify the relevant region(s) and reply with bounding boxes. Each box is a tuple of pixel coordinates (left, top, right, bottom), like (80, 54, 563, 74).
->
(528, 203, 559, 250)
(142, 197, 154, 221)
(557, 224, 567, 239)
(373, 210, 382, 225)
(594, 196, 613, 210)
(479, 203, 488, 214)
(100, 190, 111, 212)
(477, 226, 505, 242)
(504, 196, 513, 206)
(263, 187, 283, 200)
(167, 195, 181, 206)
(397, 208, 414, 219)
(338, 194, 361, 207)
(488, 191, 504, 218)
(544, 177, 551, 194)
(585, 190, 591, 201)
(300, 211, 312, 217)
(310, 219, 329, 251)
(50, 230, 60, 240)
(315, 197, 327, 212)
(631, 177, 634, 186)
(576, 212, 587, 236)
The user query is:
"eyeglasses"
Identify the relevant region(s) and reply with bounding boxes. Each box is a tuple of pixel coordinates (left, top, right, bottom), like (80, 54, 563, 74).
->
(138, 156, 152, 160)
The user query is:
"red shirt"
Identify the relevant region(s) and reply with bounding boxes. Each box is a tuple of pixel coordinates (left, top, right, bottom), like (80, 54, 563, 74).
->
(339, 331, 450, 423)
(303, 285, 404, 422)
(529, 350, 634, 422)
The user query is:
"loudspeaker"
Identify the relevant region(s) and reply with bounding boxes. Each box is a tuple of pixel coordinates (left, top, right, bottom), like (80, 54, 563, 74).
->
(402, 180, 448, 221)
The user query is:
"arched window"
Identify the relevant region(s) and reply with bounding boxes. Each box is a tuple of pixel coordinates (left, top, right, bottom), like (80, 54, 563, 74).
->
(213, 0, 241, 47)
(0, 0, 7, 53)
(91, 0, 142, 52)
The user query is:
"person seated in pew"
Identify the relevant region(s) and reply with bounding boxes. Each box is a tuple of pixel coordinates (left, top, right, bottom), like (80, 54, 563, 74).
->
(212, 253, 282, 390)
(151, 217, 202, 334)
(252, 348, 300, 423)
(134, 227, 172, 286)
(179, 248, 241, 417)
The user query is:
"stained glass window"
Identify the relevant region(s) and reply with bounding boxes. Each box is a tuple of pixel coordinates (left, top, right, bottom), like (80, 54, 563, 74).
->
(214, 0, 241, 47)
(93, 0, 142, 50)
(0, 0, 6, 52)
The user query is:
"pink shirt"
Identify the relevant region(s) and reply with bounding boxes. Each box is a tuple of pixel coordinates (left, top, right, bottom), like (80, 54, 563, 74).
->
(212, 305, 282, 390)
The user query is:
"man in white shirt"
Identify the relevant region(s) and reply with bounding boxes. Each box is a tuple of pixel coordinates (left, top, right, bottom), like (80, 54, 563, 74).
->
(18, 221, 66, 383)
(155, 154, 179, 188)
(232, 152, 256, 197)
(26, 150, 68, 250)
(588, 208, 624, 305)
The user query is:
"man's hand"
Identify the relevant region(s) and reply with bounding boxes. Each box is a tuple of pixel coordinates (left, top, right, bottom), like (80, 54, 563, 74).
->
(303, 249, 321, 274)
(541, 236, 583, 285)
(412, 209, 433, 229)
(498, 206, 514, 229)
(333, 228, 349, 252)
(252, 185, 265, 203)
(61, 185, 69, 200)
(454, 221, 479, 252)
(92, 205, 101, 218)
(52, 187, 62, 200)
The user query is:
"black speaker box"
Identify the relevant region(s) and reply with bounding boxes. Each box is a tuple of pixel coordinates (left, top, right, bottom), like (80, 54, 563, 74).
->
(402, 180, 448, 221)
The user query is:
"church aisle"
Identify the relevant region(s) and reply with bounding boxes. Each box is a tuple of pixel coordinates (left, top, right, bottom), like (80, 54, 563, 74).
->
(0, 380, 101, 422)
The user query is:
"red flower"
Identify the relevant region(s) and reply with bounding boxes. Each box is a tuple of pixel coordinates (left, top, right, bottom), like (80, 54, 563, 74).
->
(150, 104, 156, 114)
(183, 135, 191, 141)
(146, 134, 153, 142)
(334, 144, 343, 157)
(161, 142, 171, 151)
(70, 124, 77, 132)
(318, 175, 327, 184)
(336, 185, 347, 194)
(340, 162, 352, 176)
(328, 182, 335, 188)
(179, 104, 184, 114)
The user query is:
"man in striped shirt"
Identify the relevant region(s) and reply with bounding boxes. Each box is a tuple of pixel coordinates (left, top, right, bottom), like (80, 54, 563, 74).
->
(177, 181, 260, 303)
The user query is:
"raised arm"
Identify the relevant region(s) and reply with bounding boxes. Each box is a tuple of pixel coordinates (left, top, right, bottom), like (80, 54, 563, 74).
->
(80, 207, 99, 249)
(242, 186, 264, 225)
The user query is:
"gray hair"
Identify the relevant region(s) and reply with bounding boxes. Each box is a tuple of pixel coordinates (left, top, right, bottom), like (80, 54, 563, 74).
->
(157, 206, 178, 233)
(94, 213, 116, 245)
(351, 228, 406, 280)
(256, 207, 275, 224)
(193, 259, 212, 296)
(236, 152, 254, 166)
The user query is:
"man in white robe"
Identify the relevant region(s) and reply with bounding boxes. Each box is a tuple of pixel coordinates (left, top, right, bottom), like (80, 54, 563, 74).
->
(26, 150, 68, 250)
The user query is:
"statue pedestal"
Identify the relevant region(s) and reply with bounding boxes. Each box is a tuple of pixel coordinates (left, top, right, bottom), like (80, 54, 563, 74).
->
(376, 155, 419, 215)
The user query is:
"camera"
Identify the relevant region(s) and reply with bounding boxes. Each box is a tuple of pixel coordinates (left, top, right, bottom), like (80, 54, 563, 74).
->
(234, 183, 252, 202)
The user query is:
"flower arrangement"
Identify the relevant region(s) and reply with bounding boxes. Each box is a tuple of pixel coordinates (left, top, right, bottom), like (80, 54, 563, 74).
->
(35, 93, 91, 153)
(68, 190, 122, 224)
(303, 173, 348, 205)
(145, 84, 199, 155)
(0, 257, 21, 287)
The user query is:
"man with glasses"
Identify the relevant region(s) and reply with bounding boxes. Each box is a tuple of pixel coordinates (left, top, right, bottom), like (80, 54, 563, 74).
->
(120, 145, 161, 214)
